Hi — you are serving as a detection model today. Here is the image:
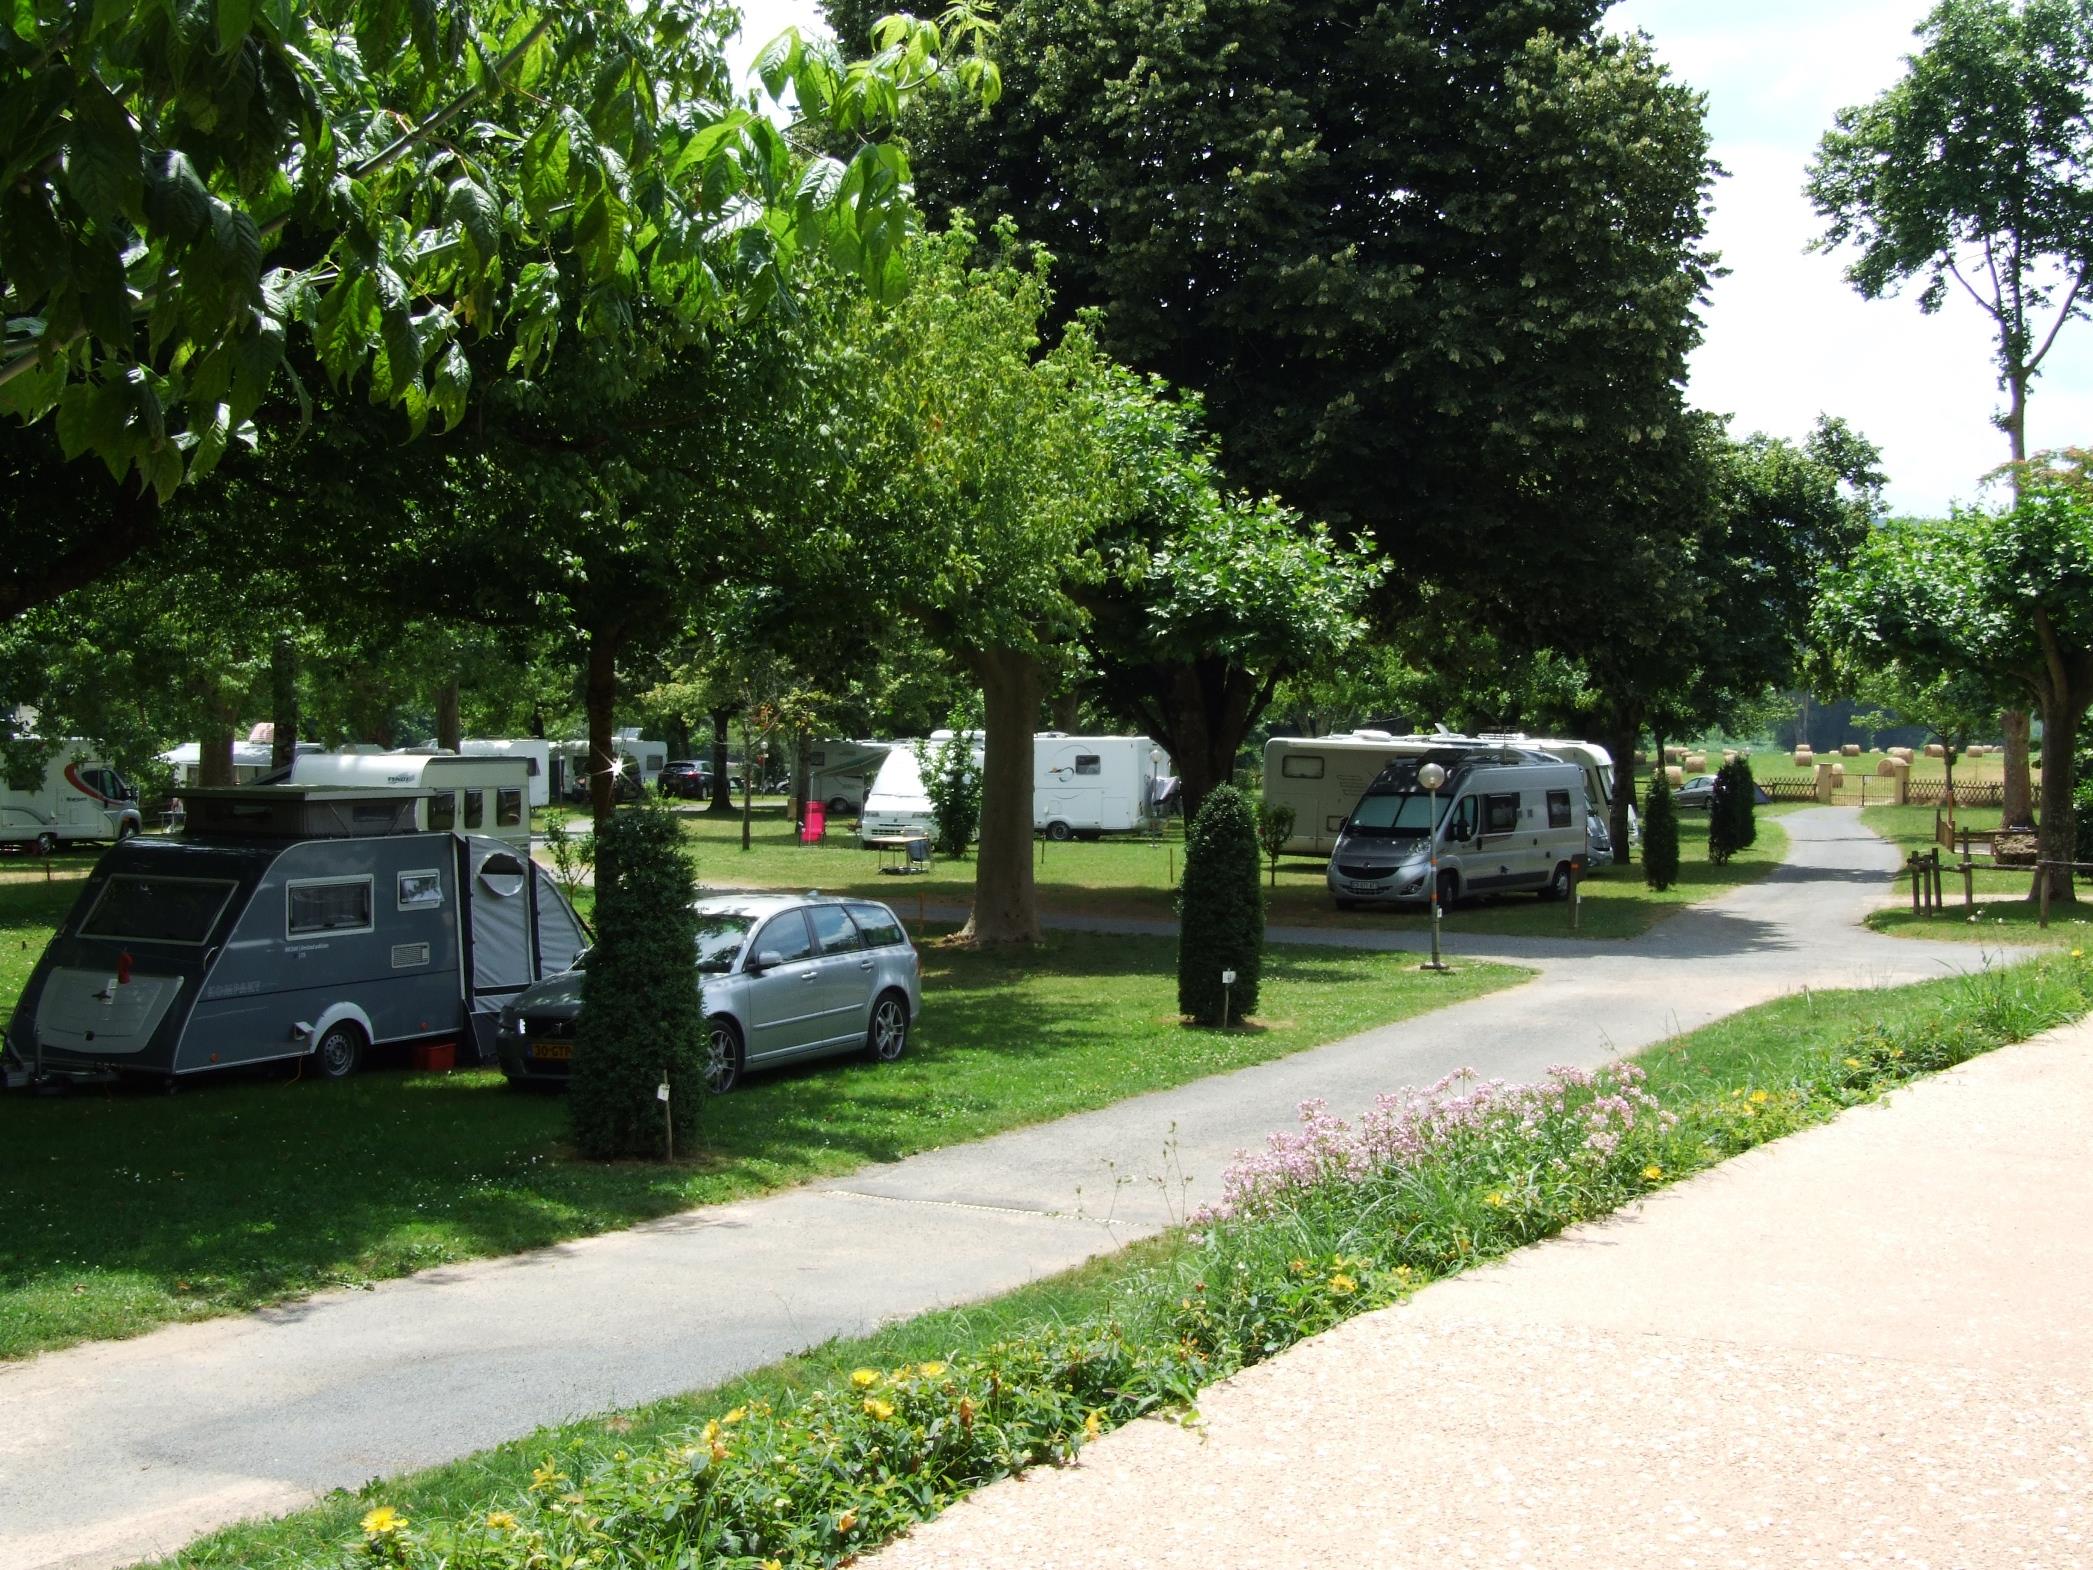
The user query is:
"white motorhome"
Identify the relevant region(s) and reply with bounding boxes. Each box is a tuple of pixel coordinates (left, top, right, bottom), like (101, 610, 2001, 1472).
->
(2, 748, 143, 852)
(1475, 734, 1628, 844)
(806, 739, 897, 814)
(1326, 748, 1589, 908)
(284, 753, 534, 851)
(435, 738, 554, 810)
(1034, 734, 1160, 840)
(860, 734, 974, 843)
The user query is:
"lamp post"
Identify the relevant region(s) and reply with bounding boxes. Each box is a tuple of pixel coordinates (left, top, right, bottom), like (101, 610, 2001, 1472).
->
(1418, 761, 1451, 973)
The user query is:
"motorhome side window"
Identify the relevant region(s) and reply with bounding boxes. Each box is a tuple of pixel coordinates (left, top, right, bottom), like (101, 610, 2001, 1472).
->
(496, 787, 523, 827)
(287, 877, 373, 937)
(1281, 756, 1325, 779)
(463, 790, 484, 829)
(397, 870, 444, 910)
(1074, 755, 1101, 775)
(427, 793, 456, 831)
(1547, 790, 1573, 829)
(1484, 794, 1519, 834)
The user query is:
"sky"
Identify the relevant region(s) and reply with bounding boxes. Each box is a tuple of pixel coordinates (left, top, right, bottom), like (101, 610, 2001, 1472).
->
(725, 0, 2093, 518)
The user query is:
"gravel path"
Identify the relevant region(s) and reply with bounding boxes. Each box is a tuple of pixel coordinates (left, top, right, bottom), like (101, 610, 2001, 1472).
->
(866, 1015, 2093, 1570)
(0, 809, 2010, 1570)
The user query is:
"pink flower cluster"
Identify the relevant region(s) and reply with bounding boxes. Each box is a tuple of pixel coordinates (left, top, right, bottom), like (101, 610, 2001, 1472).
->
(1204, 1061, 1673, 1222)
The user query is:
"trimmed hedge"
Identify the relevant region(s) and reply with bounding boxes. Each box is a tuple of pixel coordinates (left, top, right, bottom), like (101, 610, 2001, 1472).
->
(1177, 784, 1263, 1024)
(1642, 767, 1680, 891)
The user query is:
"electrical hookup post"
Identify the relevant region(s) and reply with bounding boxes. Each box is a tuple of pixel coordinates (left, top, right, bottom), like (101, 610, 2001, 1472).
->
(659, 1070, 673, 1162)
(1418, 760, 1452, 973)
(1220, 967, 1235, 1029)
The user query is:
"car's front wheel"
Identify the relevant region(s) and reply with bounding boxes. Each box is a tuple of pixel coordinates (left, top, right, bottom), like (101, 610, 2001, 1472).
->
(704, 1017, 743, 1094)
(864, 992, 909, 1063)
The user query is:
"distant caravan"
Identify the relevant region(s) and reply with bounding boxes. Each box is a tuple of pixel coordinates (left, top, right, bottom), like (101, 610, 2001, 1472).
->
(859, 733, 1165, 846)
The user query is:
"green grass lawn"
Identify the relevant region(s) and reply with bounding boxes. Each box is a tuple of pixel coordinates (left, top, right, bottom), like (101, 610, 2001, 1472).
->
(0, 926, 1523, 1360)
(672, 802, 1790, 941)
(147, 950, 2093, 1570)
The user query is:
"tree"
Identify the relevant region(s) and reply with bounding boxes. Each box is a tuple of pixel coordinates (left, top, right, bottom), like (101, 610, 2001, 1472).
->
(1, 0, 997, 617)
(1706, 756, 1757, 865)
(1177, 784, 1263, 1026)
(1258, 803, 1297, 890)
(569, 803, 704, 1160)
(1815, 465, 2093, 903)
(914, 733, 984, 858)
(1807, 0, 2093, 824)
(830, 0, 1716, 648)
(1642, 769, 1680, 892)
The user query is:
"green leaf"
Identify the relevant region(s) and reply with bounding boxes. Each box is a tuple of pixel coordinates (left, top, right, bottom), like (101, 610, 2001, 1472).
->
(63, 79, 144, 223)
(143, 149, 211, 240)
(214, 0, 252, 55)
(444, 176, 501, 269)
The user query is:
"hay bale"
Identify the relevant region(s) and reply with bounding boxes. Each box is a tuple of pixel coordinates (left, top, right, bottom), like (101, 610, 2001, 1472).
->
(1924, 742, 1946, 758)
(1966, 744, 1988, 758)
(1840, 743, 1861, 756)
(1683, 751, 1707, 771)
(1793, 747, 1815, 768)
(1664, 746, 1686, 764)
(1888, 747, 1915, 763)
(1722, 749, 1738, 764)
(1633, 750, 1649, 766)
(1874, 758, 1900, 778)
(1664, 766, 1684, 788)
(1831, 762, 1846, 781)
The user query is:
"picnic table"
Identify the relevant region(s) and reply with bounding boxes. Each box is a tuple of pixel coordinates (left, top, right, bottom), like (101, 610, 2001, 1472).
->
(864, 834, 932, 875)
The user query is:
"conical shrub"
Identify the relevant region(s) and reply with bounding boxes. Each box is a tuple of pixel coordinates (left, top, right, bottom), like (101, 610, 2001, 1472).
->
(1177, 784, 1263, 1025)
(1643, 768, 1681, 892)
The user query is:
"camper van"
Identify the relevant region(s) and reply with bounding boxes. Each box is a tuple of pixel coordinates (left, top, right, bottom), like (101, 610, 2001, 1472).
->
(860, 735, 968, 843)
(1, 749, 143, 853)
(806, 739, 897, 815)
(1475, 734, 1629, 845)
(2, 787, 589, 1086)
(282, 753, 534, 851)
(1326, 749, 1589, 909)
(1034, 734, 1160, 840)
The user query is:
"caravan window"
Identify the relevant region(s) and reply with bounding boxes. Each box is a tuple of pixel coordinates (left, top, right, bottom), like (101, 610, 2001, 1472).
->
(463, 790, 484, 829)
(496, 788, 523, 827)
(1280, 755, 1325, 779)
(1547, 790, 1574, 829)
(427, 792, 456, 831)
(1074, 754, 1101, 775)
(1483, 794, 1520, 834)
(82, 876, 234, 945)
(397, 870, 444, 911)
(287, 877, 373, 937)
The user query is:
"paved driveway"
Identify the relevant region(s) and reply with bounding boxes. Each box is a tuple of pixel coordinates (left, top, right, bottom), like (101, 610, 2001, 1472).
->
(0, 809, 2011, 1570)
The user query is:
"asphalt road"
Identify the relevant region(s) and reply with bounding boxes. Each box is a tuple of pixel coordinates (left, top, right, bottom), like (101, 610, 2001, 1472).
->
(0, 809, 2012, 1570)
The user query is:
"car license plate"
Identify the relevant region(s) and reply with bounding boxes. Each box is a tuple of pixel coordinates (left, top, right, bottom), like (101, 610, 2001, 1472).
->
(531, 1042, 573, 1061)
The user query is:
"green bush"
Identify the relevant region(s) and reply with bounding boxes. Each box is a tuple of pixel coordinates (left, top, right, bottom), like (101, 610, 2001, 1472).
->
(1643, 768, 1680, 891)
(569, 803, 705, 1160)
(1706, 756, 1757, 865)
(913, 734, 982, 857)
(1177, 783, 1263, 1024)
(1257, 802, 1296, 888)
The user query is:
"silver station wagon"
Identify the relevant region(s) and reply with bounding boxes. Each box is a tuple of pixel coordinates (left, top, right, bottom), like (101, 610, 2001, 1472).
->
(496, 893, 923, 1093)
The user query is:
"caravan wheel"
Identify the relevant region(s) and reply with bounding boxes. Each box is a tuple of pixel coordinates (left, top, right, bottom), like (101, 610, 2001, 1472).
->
(315, 1022, 365, 1079)
(34, 831, 57, 856)
(1045, 820, 1074, 842)
(827, 796, 851, 815)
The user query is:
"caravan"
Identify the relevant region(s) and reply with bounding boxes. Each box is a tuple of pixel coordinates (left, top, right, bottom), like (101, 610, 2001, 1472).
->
(1326, 748, 1589, 908)
(431, 739, 554, 810)
(2, 748, 143, 853)
(2, 787, 589, 1085)
(284, 753, 534, 851)
(1034, 734, 1160, 840)
(806, 739, 897, 814)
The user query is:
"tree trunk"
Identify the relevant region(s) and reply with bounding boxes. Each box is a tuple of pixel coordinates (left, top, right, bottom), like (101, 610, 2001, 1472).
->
(435, 677, 462, 753)
(584, 632, 620, 830)
(1602, 700, 1642, 868)
(269, 637, 299, 769)
(1051, 689, 1081, 732)
(2032, 690, 2084, 907)
(2001, 709, 2035, 828)
(738, 708, 754, 851)
(710, 708, 734, 812)
(198, 715, 236, 788)
(791, 724, 811, 828)
(959, 646, 1043, 946)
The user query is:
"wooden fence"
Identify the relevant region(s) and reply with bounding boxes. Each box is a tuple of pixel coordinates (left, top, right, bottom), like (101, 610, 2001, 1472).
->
(1759, 776, 1819, 803)
(1906, 780, 2005, 808)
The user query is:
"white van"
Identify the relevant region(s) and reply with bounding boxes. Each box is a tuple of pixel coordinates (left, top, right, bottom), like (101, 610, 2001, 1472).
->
(1, 748, 144, 852)
(860, 733, 977, 843)
(1325, 749, 1589, 908)
(1034, 734, 1159, 840)
(285, 753, 534, 851)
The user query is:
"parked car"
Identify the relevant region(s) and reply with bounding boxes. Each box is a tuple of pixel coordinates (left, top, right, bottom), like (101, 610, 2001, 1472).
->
(496, 893, 922, 1093)
(1673, 773, 1773, 813)
(657, 760, 713, 799)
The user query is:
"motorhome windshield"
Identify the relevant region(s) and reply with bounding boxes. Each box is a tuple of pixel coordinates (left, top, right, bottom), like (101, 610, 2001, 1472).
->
(693, 911, 756, 972)
(81, 876, 235, 945)
(1346, 791, 1445, 838)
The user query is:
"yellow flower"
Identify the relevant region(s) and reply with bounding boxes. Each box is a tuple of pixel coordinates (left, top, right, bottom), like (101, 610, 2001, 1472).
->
(764, 1561, 785, 1570)
(837, 1508, 859, 1534)
(1889, 1048, 1903, 1059)
(530, 1460, 562, 1492)
(485, 1511, 517, 1532)
(918, 1361, 947, 1378)
(1288, 1257, 1309, 1275)
(1748, 1089, 1769, 1104)
(1327, 1272, 1358, 1295)
(1484, 1191, 1506, 1208)
(724, 1407, 746, 1425)
(2072, 947, 2084, 958)
(1844, 1057, 1862, 1069)
(1642, 1164, 1663, 1182)
(862, 1397, 895, 1421)
(702, 1419, 721, 1444)
(360, 1506, 405, 1537)
(1083, 1409, 1103, 1440)
(850, 1368, 880, 1389)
